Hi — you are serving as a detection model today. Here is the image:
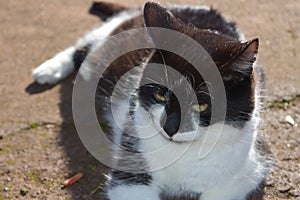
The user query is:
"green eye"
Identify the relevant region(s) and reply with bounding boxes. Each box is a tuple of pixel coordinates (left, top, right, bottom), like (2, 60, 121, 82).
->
(154, 92, 166, 102)
(192, 103, 208, 112)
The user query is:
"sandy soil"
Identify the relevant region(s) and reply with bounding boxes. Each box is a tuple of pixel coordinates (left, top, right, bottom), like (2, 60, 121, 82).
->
(0, 0, 299, 199)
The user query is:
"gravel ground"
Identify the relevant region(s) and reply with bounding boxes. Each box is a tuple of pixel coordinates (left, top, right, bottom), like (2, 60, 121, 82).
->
(0, 0, 299, 199)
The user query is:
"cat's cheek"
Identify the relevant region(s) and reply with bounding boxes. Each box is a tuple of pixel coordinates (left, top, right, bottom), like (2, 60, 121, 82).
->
(150, 106, 166, 132)
(134, 105, 152, 128)
(135, 104, 166, 133)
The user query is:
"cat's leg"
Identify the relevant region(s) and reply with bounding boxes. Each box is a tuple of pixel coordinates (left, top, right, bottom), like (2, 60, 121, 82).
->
(106, 184, 160, 200)
(32, 9, 137, 84)
(32, 46, 78, 84)
(104, 167, 159, 199)
(31, 28, 97, 85)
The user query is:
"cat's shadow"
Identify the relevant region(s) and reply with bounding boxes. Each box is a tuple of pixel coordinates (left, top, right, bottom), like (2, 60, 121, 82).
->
(25, 82, 56, 94)
(26, 74, 108, 199)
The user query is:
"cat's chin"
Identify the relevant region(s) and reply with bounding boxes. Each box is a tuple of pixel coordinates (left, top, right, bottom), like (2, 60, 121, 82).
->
(160, 130, 201, 143)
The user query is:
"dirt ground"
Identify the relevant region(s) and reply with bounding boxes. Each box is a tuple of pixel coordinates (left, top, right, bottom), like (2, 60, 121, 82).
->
(0, 0, 299, 199)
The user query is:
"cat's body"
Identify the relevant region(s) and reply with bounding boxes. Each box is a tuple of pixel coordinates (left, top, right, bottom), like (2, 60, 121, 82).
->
(32, 2, 268, 200)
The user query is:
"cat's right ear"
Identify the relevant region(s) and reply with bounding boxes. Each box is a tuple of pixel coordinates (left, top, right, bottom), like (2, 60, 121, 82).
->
(220, 38, 259, 79)
(143, 2, 186, 40)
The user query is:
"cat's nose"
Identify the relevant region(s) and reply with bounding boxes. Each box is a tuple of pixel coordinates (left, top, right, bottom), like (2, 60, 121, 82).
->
(163, 123, 179, 137)
(162, 112, 180, 137)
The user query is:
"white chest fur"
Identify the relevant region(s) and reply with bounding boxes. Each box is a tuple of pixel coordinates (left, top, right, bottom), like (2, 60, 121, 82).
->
(135, 117, 266, 200)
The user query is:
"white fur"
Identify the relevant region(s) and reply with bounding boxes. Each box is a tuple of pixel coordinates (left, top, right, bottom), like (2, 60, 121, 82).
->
(110, 100, 131, 147)
(78, 10, 140, 81)
(132, 101, 267, 200)
(107, 185, 160, 200)
(105, 98, 266, 200)
(76, 10, 140, 50)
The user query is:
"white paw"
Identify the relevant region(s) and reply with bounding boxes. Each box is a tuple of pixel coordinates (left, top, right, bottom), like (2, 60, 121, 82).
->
(32, 47, 75, 84)
(32, 60, 69, 84)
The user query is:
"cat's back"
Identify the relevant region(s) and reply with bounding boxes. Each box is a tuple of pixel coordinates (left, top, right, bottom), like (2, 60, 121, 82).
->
(169, 5, 242, 40)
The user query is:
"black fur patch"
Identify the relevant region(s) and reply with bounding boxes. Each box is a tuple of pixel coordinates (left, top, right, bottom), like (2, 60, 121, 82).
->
(89, 2, 126, 21)
(109, 170, 152, 187)
(73, 45, 91, 69)
(160, 191, 201, 200)
(171, 7, 240, 39)
(223, 76, 254, 127)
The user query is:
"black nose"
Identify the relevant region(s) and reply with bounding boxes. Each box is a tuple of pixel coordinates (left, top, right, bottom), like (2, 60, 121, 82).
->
(162, 112, 180, 137)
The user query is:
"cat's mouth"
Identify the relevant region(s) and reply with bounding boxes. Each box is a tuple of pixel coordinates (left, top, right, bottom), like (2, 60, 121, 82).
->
(160, 130, 201, 143)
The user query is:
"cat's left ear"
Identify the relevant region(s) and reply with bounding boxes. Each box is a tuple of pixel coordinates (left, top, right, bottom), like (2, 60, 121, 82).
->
(143, 2, 187, 38)
(221, 38, 259, 79)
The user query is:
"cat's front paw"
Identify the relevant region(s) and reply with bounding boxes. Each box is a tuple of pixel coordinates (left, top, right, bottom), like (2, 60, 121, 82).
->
(32, 60, 67, 84)
(32, 47, 75, 84)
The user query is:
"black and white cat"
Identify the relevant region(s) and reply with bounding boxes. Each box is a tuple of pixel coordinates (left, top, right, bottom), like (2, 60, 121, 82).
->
(32, 2, 269, 200)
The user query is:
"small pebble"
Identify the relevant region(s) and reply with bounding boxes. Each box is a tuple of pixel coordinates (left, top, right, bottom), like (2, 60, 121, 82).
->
(3, 187, 9, 192)
(288, 189, 299, 197)
(20, 188, 29, 196)
(46, 124, 54, 129)
(278, 185, 291, 193)
(285, 115, 295, 126)
(265, 179, 274, 187)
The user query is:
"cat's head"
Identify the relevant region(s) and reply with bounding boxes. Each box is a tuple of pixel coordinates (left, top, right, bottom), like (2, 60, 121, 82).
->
(136, 2, 259, 142)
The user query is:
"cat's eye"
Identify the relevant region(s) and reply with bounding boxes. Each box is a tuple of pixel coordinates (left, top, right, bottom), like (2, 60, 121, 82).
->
(192, 103, 208, 112)
(154, 92, 166, 102)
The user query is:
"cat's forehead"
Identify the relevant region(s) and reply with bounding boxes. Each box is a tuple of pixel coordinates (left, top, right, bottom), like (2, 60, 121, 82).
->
(142, 51, 210, 89)
(140, 62, 209, 100)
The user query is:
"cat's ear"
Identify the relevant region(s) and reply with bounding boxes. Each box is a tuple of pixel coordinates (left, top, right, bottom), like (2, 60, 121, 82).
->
(221, 38, 259, 79)
(143, 2, 186, 36)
